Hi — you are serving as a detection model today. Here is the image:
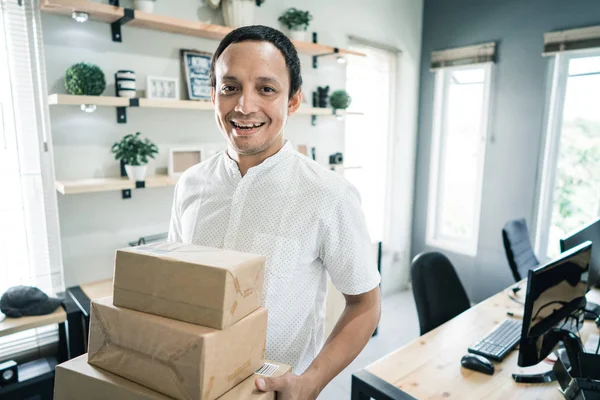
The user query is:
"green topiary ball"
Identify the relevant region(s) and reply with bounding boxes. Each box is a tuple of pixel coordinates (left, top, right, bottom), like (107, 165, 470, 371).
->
(329, 90, 351, 110)
(65, 62, 106, 96)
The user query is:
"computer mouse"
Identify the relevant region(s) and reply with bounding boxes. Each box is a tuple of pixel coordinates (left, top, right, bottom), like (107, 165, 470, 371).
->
(461, 354, 494, 375)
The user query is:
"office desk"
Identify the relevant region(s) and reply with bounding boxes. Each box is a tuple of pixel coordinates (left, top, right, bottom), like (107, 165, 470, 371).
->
(65, 278, 113, 358)
(0, 308, 66, 339)
(352, 285, 600, 400)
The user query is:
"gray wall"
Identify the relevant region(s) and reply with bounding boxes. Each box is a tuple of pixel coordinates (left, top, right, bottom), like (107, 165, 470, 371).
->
(42, 0, 422, 290)
(413, 0, 600, 302)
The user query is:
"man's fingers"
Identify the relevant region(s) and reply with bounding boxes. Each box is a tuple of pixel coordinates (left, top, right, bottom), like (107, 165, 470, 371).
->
(255, 375, 287, 392)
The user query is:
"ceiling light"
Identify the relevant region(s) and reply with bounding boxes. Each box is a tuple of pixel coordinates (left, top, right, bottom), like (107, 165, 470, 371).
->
(72, 11, 89, 23)
(81, 104, 96, 113)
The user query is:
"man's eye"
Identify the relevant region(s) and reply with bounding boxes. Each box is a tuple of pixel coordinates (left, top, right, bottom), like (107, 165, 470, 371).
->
(262, 87, 275, 93)
(221, 86, 237, 93)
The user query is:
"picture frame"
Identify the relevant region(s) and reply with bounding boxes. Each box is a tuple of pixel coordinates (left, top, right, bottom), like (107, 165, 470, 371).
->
(297, 145, 309, 156)
(168, 147, 204, 177)
(146, 76, 180, 100)
(180, 49, 212, 101)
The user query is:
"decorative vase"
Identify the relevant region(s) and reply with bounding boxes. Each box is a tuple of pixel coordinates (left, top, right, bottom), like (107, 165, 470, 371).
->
(134, 0, 155, 13)
(124, 164, 148, 181)
(289, 30, 306, 42)
(222, 0, 255, 28)
(115, 70, 136, 98)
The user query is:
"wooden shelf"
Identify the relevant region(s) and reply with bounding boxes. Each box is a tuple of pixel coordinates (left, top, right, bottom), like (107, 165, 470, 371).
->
(39, 0, 366, 57)
(48, 94, 355, 116)
(48, 94, 128, 107)
(0, 308, 66, 338)
(56, 174, 177, 195)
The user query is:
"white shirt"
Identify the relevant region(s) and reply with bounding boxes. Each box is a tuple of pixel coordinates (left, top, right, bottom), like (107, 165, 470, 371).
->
(168, 141, 381, 373)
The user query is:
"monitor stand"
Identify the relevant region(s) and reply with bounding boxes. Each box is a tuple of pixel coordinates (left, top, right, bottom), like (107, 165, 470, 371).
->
(585, 301, 600, 320)
(513, 328, 584, 384)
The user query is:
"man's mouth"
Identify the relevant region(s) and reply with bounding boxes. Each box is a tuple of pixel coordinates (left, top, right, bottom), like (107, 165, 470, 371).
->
(230, 121, 266, 130)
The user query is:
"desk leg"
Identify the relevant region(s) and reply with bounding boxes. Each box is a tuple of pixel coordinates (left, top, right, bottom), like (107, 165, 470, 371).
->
(63, 297, 86, 358)
(351, 370, 417, 400)
(57, 321, 68, 363)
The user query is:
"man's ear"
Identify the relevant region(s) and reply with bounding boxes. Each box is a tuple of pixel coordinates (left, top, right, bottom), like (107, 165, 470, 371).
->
(211, 87, 215, 105)
(287, 89, 302, 116)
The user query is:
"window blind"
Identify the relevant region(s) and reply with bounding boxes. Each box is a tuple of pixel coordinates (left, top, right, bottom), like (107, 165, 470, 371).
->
(544, 25, 600, 56)
(431, 42, 496, 70)
(0, 0, 64, 360)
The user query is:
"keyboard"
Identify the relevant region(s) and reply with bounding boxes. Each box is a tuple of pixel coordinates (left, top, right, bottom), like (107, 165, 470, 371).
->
(468, 319, 522, 361)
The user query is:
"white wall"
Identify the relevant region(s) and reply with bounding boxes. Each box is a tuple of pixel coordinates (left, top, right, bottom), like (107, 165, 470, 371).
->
(41, 0, 422, 291)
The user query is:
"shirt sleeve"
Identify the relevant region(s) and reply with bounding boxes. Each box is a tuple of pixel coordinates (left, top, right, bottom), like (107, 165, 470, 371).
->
(167, 181, 183, 243)
(320, 183, 381, 295)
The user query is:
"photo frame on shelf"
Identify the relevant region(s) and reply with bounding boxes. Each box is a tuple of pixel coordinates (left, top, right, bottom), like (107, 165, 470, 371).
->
(297, 144, 309, 156)
(181, 49, 212, 101)
(168, 147, 204, 177)
(146, 76, 179, 100)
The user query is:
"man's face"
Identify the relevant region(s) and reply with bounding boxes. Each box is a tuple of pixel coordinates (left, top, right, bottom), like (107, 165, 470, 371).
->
(211, 41, 301, 156)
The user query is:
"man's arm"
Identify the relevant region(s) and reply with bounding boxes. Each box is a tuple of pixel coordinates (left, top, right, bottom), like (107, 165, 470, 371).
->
(256, 285, 381, 400)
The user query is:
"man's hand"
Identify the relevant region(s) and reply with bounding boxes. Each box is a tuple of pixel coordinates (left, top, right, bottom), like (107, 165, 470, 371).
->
(255, 286, 380, 399)
(255, 373, 319, 400)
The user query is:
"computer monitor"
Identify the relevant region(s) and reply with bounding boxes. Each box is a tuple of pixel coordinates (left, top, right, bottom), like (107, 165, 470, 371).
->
(518, 241, 591, 369)
(560, 218, 600, 290)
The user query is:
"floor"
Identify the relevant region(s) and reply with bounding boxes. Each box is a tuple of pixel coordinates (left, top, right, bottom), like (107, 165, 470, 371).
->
(318, 289, 420, 399)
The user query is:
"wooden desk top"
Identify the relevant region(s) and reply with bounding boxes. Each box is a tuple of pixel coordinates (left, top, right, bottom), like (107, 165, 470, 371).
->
(80, 279, 113, 301)
(0, 307, 66, 338)
(365, 284, 600, 400)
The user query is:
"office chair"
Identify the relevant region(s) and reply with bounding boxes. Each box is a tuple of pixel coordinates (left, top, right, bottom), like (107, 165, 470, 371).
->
(502, 218, 539, 282)
(411, 252, 470, 335)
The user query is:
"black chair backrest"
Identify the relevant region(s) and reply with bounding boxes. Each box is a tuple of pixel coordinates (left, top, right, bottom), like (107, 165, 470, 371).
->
(411, 252, 470, 335)
(502, 218, 539, 282)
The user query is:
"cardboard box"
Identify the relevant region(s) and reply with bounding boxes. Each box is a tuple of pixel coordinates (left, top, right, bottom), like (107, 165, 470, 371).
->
(113, 242, 265, 329)
(88, 297, 267, 400)
(55, 354, 291, 400)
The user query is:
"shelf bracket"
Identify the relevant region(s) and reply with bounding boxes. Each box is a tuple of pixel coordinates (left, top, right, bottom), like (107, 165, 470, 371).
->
(116, 106, 127, 123)
(311, 32, 342, 69)
(111, 6, 134, 43)
(121, 180, 145, 199)
(116, 97, 139, 124)
(313, 48, 339, 69)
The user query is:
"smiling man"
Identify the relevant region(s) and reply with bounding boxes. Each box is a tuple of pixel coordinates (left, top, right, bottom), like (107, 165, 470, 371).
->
(168, 25, 381, 400)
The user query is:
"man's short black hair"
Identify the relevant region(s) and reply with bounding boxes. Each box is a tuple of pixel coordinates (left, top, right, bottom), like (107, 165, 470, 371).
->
(210, 25, 302, 99)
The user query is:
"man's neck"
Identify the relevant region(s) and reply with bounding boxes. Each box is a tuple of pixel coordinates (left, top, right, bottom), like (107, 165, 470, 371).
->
(228, 137, 285, 177)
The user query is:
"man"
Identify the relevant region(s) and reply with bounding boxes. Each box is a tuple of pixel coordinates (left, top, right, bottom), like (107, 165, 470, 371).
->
(168, 25, 381, 400)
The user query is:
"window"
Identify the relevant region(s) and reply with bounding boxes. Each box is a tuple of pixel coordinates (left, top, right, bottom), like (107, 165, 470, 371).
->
(426, 63, 493, 256)
(0, 0, 63, 360)
(535, 50, 600, 259)
(343, 42, 397, 242)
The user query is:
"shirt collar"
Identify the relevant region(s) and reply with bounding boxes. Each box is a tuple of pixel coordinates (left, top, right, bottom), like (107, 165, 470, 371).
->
(223, 140, 294, 176)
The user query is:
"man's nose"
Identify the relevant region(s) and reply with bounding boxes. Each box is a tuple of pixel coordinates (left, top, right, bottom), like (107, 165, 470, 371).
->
(234, 89, 261, 115)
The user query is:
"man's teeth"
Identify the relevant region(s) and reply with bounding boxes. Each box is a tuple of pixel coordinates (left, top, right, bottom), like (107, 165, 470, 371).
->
(232, 121, 265, 129)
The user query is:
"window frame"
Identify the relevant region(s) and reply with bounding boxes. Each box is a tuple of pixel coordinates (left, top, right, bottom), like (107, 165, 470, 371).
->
(534, 49, 600, 259)
(425, 62, 493, 257)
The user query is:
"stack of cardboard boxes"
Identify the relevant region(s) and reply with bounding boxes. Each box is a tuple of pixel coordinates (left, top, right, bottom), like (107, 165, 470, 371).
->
(54, 242, 290, 400)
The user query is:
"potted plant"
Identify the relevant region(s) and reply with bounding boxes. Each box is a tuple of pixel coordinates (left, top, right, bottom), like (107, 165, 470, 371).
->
(65, 62, 106, 96)
(134, 0, 156, 13)
(222, 0, 256, 28)
(329, 90, 352, 111)
(111, 132, 159, 181)
(278, 8, 312, 41)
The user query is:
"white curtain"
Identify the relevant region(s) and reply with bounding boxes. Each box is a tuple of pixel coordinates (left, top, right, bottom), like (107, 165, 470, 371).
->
(0, 0, 63, 298)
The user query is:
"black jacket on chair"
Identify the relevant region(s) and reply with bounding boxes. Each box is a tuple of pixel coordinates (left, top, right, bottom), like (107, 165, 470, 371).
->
(411, 252, 471, 336)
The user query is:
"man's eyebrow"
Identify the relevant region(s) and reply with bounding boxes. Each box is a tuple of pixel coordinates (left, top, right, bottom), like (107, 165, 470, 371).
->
(257, 77, 281, 86)
(221, 75, 240, 82)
